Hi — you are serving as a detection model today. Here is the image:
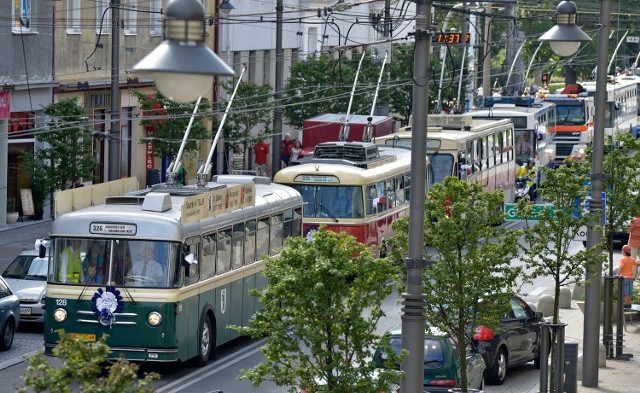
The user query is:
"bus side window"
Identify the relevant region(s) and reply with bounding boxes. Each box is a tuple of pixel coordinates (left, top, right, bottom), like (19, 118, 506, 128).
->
(486, 136, 494, 168)
(184, 243, 199, 286)
(245, 219, 257, 264)
(201, 234, 216, 279)
(270, 214, 284, 256)
(395, 176, 405, 204)
(505, 129, 514, 161)
(283, 208, 293, 239)
(494, 134, 502, 164)
(232, 223, 244, 269)
(256, 217, 270, 259)
(367, 185, 377, 215)
(386, 179, 396, 208)
(292, 207, 303, 236)
(216, 229, 231, 274)
(404, 173, 411, 202)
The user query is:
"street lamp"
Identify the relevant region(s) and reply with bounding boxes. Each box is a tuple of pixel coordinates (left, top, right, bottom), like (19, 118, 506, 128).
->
(133, 0, 235, 104)
(538, 0, 591, 57)
(540, 0, 606, 388)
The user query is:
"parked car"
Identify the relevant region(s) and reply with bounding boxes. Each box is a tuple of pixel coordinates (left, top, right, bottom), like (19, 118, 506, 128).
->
(1, 249, 48, 323)
(473, 294, 546, 385)
(0, 275, 20, 350)
(373, 325, 486, 392)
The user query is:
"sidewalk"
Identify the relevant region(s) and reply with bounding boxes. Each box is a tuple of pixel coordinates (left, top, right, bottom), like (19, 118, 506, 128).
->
(560, 300, 640, 392)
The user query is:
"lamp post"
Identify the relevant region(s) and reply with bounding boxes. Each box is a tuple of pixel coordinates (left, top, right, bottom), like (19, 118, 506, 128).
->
(539, 0, 602, 388)
(133, 0, 235, 104)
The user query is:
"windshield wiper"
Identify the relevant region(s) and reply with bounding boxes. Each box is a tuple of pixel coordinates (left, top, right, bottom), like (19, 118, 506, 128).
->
(319, 197, 338, 222)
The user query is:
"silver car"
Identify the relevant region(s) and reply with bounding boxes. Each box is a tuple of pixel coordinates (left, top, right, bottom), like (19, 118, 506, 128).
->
(2, 249, 47, 323)
(0, 275, 20, 350)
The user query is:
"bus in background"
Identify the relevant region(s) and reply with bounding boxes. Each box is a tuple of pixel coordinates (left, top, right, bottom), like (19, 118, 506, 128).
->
(44, 175, 303, 365)
(467, 96, 557, 168)
(273, 142, 417, 252)
(374, 114, 517, 203)
(581, 76, 639, 138)
(542, 92, 594, 165)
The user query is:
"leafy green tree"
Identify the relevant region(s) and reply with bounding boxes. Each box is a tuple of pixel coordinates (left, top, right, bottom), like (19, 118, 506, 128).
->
(21, 97, 95, 213)
(389, 177, 521, 391)
(219, 79, 273, 170)
(232, 228, 403, 393)
(386, 44, 413, 124)
(19, 330, 158, 393)
(132, 90, 211, 164)
(516, 161, 607, 390)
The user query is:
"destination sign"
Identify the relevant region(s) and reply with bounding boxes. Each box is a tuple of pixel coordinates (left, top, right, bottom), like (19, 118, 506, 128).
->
(90, 223, 137, 235)
(297, 175, 339, 183)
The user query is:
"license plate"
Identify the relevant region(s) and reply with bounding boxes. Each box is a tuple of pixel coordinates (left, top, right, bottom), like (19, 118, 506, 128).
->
(20, 307, 32, 315)
(67, 333, 96, 342)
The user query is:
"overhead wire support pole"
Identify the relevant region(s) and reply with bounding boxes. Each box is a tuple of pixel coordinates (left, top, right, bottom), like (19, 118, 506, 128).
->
(583, 0, 611, 387)
(108, 0, 121, 181)
(400, 0, 430, 391)
(272, 0, 284, 175)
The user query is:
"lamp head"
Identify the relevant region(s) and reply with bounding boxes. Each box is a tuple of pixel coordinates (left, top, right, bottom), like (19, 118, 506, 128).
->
(538, 0, 591, 57)
(218, 0, 235, 15)
(132, 0, 234, 103)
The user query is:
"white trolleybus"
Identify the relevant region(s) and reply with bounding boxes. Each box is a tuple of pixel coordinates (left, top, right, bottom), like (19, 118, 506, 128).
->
(274, 142, 419, 254)
(468, 96, 557, 168)
(43, 175, 303, 365)
(374, 114, 517, 202)
(582, 76, 639, 138)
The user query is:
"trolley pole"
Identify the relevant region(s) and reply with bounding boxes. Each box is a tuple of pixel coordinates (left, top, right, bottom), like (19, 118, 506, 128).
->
(400, 0, 431, 391)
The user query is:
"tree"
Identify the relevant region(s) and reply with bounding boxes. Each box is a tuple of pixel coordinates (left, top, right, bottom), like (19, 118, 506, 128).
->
(386, 44, 413, 125)
(219, 80, 273, 170)
(132, 90, 212, 165)
(389, 177, 521, 391)
(21, 97, 95, 215)
(516, 161, 606, 390)
(232, 228, 403, 393)
(19, 330, 158, 393)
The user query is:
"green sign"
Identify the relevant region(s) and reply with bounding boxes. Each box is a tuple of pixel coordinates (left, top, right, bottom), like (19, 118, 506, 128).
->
(504, 203, 556, 220)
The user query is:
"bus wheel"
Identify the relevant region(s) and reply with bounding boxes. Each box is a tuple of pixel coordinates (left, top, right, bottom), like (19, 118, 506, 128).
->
(193, 316, 213, 367)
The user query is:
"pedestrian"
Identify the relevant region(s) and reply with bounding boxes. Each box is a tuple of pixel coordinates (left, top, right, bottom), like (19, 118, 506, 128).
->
(230, 145, 244, 173)
(253, 135, 270, 176)
(281, 133, 294, 167)
(290, 140, 303, 163)
(627, 217, 640, 259)
(619, 244, 640, 307)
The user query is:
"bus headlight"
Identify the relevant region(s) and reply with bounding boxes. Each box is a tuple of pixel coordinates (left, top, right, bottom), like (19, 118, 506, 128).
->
(148, 312, 162, 326)
(53, 308, 67, 322)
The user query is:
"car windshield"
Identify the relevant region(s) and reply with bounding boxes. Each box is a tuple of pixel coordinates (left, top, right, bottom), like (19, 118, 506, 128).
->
(2, 255, 48, 281)
(388, 337, 446, 369)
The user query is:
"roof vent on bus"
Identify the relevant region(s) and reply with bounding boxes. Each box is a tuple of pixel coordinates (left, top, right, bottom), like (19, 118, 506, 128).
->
(483, 96, 537, 108)
(313, 142, 379, 161)
(428, 114, 473, 130)
(142, 192, 172, 212)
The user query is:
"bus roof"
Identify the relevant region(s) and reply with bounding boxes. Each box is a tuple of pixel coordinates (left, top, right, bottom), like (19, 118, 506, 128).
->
(50, 176, 302, 241)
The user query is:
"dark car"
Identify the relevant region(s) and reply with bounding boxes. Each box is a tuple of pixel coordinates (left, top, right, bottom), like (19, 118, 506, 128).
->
(373, 325, 486, 392)
(473, 295, 545, 385)
(0, 275, 20, 351)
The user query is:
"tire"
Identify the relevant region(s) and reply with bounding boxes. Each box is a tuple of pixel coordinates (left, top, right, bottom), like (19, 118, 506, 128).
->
(193, 317, 213, 367)
(0, 320, 15, 351)
(487, 347, 508, 385)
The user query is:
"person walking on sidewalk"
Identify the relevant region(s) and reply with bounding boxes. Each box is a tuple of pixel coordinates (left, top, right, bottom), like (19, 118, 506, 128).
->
(619, 244, 640, 307)
(627, 217, 640, 259)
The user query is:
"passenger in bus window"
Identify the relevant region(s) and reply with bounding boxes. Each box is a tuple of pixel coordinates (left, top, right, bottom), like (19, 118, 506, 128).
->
(59, 239, 82, 283)
(128, 248, 164, 286)
(516, 134, 533, 157)
(82, 241, 104, 285)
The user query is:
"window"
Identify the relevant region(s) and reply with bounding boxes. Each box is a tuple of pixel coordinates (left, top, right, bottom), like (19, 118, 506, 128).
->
(216, 229, 232, 274)
(67, 0, 81, 34)
(149, 0, 162, 36)
(292, 207, 302, 237)
(184, 243, 199, 286)
(270, 214, 284, 255)
(245, 220, 256, 264)
(12, 0, 32, 33)
(256, 217, 270, 259)
(201, 234, 216, 279)
(96, 0, 111, 35)
(232, 223, 244, 269)
(124, 0, 137, 35)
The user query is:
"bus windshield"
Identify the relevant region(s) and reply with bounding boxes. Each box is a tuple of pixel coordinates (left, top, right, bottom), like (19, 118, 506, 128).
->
(556, 105, 586, 125)
(50, 238, 181, 288)
(293, 185, 364, 219)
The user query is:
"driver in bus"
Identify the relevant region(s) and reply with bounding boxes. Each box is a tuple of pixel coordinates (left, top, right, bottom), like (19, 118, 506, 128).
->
(128, 248, 164, 286)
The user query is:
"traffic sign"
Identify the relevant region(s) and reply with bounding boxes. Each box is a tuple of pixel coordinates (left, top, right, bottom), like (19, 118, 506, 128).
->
(504, 203, 555, 220)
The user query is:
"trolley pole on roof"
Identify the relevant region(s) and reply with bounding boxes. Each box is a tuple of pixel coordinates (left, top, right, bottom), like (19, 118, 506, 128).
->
(400, 0, 431, 391)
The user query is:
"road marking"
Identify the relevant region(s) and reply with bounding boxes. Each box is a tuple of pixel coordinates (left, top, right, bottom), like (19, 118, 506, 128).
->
(156, 338, 266, 393)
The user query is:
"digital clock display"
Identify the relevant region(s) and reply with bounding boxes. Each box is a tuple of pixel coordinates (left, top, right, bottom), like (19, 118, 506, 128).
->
(434, 32, 471, 44)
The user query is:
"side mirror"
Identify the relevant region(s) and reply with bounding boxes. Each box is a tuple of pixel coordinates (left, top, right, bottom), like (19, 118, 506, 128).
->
(535, 311, 544, 320)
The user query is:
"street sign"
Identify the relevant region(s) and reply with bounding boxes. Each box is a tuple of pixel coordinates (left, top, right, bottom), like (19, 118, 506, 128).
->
(627, 36, 639, 44)
(504, 203, 555, 221)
